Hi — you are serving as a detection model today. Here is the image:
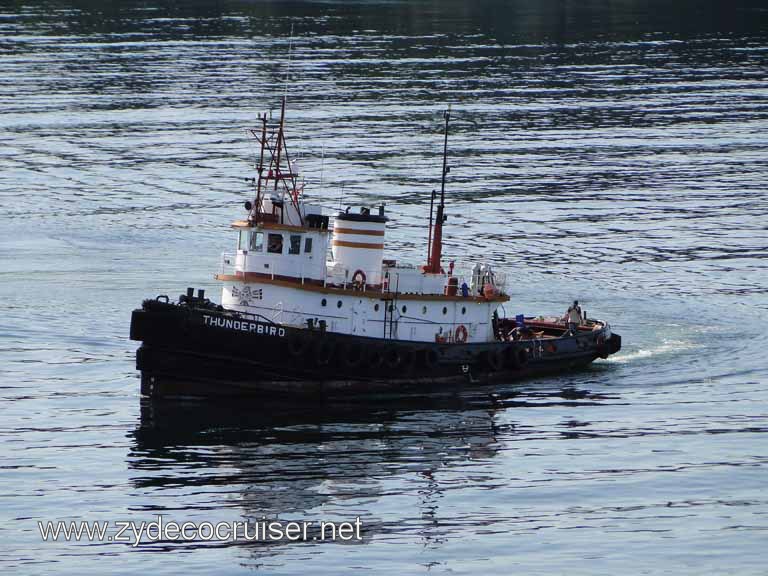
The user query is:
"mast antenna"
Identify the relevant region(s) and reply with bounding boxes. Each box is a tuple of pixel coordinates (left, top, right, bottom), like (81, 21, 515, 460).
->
(426, 105, 451, 274)
(439, 104, 451, 207)
(285, 23, 294, 98)
(319, 144, 325, 192)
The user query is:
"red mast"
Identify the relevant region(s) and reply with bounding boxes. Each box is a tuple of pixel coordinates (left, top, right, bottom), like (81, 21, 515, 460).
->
(426, 106, 451, 274)
(247, 97, 303, 226)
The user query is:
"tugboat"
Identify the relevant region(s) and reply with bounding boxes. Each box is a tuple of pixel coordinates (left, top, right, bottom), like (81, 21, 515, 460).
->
(129, 100, 621, 398)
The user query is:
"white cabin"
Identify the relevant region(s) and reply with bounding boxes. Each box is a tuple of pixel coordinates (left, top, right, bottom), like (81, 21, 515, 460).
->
(216, 200, 508, 344)
(215, 102, 508, 343)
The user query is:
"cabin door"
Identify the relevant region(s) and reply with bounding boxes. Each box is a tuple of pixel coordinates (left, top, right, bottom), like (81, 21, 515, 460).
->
(351, 299, 369, 335)
(358, 302, 369, 335)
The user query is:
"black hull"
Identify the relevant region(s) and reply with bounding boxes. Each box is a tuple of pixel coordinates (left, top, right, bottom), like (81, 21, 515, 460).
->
(130, 299, 621, 398)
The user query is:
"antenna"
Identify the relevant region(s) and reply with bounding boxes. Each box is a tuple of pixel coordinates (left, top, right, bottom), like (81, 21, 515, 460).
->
(319, 144, 325, 192)
(426, 105, 451, 274)
(284, 23, 294, 98)
(439, 104, 451, 207)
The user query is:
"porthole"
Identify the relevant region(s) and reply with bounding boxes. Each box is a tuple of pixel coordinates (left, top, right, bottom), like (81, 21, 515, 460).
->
(374, 304, 380, 312)
(422, 306, 427, 314)
(321, 298, 327, 307)
(337, 300, 343, 308)
(401, 305, 407, 314)
(461, 306, 466, 315)
(442, 306, 448, 315)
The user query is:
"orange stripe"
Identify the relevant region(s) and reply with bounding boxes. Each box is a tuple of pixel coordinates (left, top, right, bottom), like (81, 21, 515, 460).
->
(333, 227, 385, 237)
(332, 240, 384, 249)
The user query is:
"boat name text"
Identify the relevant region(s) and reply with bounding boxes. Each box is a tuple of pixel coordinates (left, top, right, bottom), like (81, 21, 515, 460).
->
(203, 314, 286, 337)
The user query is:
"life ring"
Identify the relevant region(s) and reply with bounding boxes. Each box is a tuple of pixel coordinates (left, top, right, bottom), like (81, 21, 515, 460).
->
(545, 342, 557, 354)
(455, 325, 468, 343)
(351, 269, 366, 287)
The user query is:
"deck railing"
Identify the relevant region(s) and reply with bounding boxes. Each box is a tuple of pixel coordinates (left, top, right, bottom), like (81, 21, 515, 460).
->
(219, 252, 507, 296)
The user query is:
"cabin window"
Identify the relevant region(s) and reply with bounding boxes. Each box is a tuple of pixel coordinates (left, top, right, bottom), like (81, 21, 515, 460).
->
(238, 231, 250, 251)
(337, 300, 343, 308)
(267, 233, 283, 254)
(442, 306, 448, 315)
(374, 304, 380, 312)
(250, 231, 264, 252)
(422, 306, 427, 314)
(304, 237, 313, 253)
(401, 305, 407, 314)
(321, 298, 327, 307)
(289, 234, 301, 255)
(461, 306, 466, 315)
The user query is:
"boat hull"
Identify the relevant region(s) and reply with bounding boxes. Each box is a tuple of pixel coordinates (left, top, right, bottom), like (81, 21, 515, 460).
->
(130, 298, 621, 398)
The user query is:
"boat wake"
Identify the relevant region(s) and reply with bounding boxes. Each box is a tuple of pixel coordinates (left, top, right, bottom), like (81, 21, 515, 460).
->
(606, 338, 698, 364)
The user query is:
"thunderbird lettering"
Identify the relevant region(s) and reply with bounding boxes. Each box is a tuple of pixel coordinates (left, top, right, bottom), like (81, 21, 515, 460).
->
(202, 314, 286, 337)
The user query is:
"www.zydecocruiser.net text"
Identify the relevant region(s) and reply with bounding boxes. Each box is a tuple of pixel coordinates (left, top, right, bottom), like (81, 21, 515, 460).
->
(38, 516, 364, 546)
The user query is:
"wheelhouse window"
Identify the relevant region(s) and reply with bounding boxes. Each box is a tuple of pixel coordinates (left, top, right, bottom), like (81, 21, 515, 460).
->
(250, 231, 264, 252)
(304, 237, 313, 253)
(267, 233, 283, 254)
(238, 231, 250, 251)
(289, 234, 301, 255)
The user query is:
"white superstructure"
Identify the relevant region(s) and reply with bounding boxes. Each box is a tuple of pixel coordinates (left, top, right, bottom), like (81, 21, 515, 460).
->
(214, 100, 509, 344)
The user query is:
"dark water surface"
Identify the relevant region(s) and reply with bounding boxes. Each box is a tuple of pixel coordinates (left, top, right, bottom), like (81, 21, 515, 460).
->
(1, 1, 767, 574)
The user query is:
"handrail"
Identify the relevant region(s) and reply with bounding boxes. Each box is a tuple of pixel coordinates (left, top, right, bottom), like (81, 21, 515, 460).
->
(220, 251, 507, 296)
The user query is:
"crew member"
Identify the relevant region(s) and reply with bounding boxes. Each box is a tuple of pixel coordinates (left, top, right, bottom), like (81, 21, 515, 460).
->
(565, 300, 582, 335)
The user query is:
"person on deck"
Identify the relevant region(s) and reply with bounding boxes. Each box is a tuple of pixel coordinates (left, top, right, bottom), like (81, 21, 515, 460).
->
(565, 300, 582, 335)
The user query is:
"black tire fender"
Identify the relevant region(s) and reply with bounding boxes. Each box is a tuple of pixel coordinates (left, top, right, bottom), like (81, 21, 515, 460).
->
(287, 333, 311, 357)
(368, 347, 384, 370)
(517, 346, 530, 367)
(314, 338, 335, 367)
(484, 347, 505, 372)
(340, 341, 365, 369)
(384, 347, 402, 370)
(422, 348, 439, 370)
(399, 348, 415, 372)
(505, 345, 520, 369)
(129, 310, 146, 342)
